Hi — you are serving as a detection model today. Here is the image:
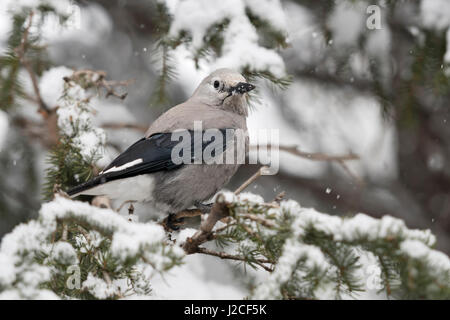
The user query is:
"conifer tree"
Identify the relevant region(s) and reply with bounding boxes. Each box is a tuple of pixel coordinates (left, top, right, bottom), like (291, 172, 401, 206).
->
(0, 0, 449, 300)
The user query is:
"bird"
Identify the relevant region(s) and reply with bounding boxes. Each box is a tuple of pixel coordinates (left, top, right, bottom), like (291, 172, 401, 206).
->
(67, 68, 255, 227)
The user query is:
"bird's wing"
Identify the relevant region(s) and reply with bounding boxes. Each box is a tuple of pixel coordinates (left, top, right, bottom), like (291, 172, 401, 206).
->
(145, 101, 247, 137)
(67, 129, 232, 196)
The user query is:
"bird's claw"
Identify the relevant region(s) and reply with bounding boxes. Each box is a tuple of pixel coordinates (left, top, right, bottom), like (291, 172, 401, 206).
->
(163, 213, 185, 231)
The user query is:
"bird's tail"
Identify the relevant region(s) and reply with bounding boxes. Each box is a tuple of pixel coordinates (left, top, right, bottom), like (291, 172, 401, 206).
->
(67, 176, 103, 197)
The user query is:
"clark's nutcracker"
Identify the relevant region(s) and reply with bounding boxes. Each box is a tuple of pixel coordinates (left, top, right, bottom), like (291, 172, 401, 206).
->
(68, 68, 255, 223)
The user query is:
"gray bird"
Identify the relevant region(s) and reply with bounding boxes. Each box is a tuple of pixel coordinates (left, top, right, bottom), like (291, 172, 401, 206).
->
(68, 68, 255, 225)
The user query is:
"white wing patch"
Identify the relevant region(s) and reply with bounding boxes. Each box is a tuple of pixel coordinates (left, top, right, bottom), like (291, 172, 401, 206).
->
(102, 158, 143, 174)
(76, 175, 156, 202)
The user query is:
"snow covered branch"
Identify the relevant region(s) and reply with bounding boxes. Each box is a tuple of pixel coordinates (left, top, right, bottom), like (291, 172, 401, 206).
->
(0, 196, 183, 299)
(177, 192, 450, 300)
(2, 190, 447, 299)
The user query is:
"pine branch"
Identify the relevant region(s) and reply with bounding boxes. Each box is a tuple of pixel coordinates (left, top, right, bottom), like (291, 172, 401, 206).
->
(251, 144, 362, 184)
(63, 69, 134, 100)
(150, 38, 178, 108)
(245, 8, 288, 49)
(183, 194, 230, 254)
(242, 66, 293, 91)
(13, 11, 50, 117)
(196, 247, 274, 272)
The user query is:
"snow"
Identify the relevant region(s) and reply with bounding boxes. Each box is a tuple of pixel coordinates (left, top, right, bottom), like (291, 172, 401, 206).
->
(421, 0, 450, 30)
(163, 0, 287, 95)
(0, 196, 183, 299)
(42, 4, 112, 47)
(0, 190, 448, 299)
(74, 231, 102, 253)
(0, 219, 55, 298)
(73, 129, 106, 160)
(0, 288, 59, 300)
(245, 0, 287, 32)
(212, 192, 444, 299)
(0, 110, 8, 151)
(253, 240, 328, 299)
(0, 0, 111, 49)
(82, 273, 128, 299)
(284, 204, 436, 246)
(236, 192, 265, 204)
(0, 253, 16, 287)
(91, 99, 136, 126)
(327, 1, 366, 47)
(283, 3, 325, 65)
(446, 29, 450, 64)
(1, 219, 54, 257)
(169, 0, 238, 49)
(50, 241, 78, 265)
(215, 16, 285, 77)
(39, 65, 136, 166)
(43, 196, 185, 270)
(39, 66, 74, 108)
(173, 228, 197, 244)
(2, 0, 70, 15)
(400, 240, 450, 273)
(0, 4, 12, 52)
(150, 254, 247, 299)
(40, 66, 108, 161)
(1, 0, 448, 300)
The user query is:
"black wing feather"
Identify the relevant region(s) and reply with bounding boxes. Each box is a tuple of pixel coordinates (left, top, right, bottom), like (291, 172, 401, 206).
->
(67, 129, 231, 196)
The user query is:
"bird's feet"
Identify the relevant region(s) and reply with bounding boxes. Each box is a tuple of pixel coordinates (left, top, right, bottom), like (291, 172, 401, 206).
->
(162, 213, 185, 231)
(194, 201, 213, 213)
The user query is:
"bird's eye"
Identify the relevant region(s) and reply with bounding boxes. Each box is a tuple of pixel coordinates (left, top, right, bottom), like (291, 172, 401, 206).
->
(213, 80, 220, 89)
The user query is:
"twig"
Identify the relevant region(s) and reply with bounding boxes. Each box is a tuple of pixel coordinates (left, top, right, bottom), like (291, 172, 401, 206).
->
(101, 122, 147, 132)
(240, 213, 276, 228)
(180, 175, 277, 272)
(64, 69, 134, 100)
(196, 247, 273, 272)
(183, 194, 230, 254)
(14, 11, 50, 117)
(117, 200, 135, 212)
(273, 191, 286, 203)
(251, 144, 358, 161)
(102, 270, 112, 286)
(77, 226, 91, 242)
(241, 224, 262, 241)
(213, 222, 236, 233)
(234, 166, 268, 195)
(251, 144, 361, 183)
(337, 159, 364, 187)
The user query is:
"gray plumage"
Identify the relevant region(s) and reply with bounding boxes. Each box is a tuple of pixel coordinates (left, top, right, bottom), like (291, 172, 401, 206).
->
(68, 68, 254, 216)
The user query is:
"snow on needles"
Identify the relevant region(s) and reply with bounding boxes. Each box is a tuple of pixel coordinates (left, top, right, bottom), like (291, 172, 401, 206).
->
(41, 196, 184, 265)
(40, 66, 107, 161)
(0, 196, 183, 299)
(1, 191, 448, 299)
(39, 66, 73, 108)
(214, 192, 448, 299)
(164, 0, 287, 91)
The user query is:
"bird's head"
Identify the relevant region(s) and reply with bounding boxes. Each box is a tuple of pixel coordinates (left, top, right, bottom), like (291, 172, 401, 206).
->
(190, 68, 255, 117)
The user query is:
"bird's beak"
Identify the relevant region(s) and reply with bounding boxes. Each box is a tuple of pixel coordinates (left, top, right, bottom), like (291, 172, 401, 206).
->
(229, 82, 256, 94)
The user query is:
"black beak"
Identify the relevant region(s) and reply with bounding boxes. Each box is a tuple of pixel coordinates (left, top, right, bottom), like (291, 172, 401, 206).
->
(229, 82, 256, 94)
